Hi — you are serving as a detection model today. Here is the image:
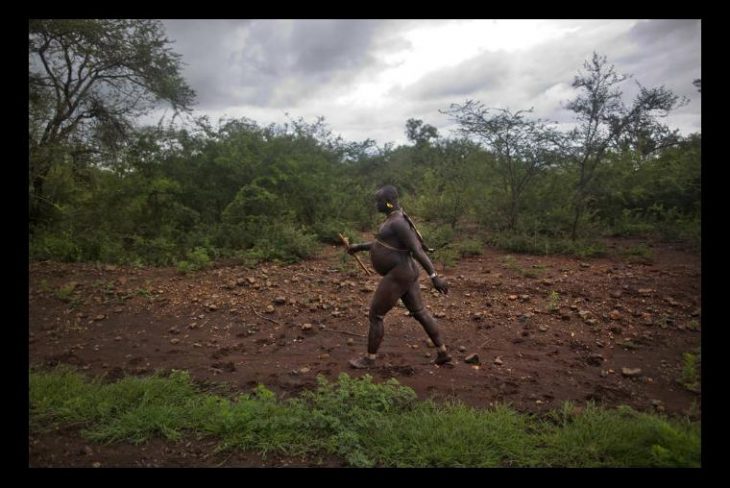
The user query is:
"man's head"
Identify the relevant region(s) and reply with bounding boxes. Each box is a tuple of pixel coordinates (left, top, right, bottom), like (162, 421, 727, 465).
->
(375, 185, 399, 213)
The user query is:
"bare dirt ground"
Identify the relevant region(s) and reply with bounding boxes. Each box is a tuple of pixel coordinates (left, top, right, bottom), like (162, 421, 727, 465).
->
(28, 237, 701, 467)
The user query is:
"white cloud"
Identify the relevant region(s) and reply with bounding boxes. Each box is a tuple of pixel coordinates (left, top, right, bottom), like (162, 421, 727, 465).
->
(154, 19, 701, 146)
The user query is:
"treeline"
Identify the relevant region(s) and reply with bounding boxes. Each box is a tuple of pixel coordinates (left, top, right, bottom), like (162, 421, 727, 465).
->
(29, 20, 700, 268)
(29, 113, 700, 267)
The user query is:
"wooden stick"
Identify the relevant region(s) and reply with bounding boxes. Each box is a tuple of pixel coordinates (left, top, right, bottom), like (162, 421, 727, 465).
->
(322, 328, 366, 338)
(338, 233, 371, 275)
(251, 307, 283, 326)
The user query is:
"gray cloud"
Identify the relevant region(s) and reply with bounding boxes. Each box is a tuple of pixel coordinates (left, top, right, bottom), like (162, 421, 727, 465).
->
(158, 19, 701, 146)
(164, 19, 393, 109)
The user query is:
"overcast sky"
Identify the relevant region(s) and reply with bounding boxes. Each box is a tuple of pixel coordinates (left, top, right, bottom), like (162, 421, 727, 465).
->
(158, 19, 701, 147)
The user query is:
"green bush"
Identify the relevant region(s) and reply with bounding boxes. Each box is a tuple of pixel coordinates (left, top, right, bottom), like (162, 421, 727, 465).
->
(456, 238, 484, 257)
(30, 231, 81, 262)
(242, 221, 319, 265)
(488, 232, 607, 258)
(309, 220, 358, 245)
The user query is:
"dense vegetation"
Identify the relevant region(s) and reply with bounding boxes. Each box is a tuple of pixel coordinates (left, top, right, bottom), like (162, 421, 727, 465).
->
(29, 20, 701, 267)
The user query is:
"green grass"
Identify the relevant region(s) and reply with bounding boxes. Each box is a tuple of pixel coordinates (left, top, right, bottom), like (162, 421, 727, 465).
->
(488, 233, 608, 259)
(30, 367, 700, 467)
(501, 255, 547, 279)
(681, 352, 700, 392)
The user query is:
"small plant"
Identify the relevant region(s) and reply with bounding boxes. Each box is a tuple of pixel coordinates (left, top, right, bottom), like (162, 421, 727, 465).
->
(546, 290, 560, 312)
(38, 279, 50, 293)
(622, 244, 654, 264)
(456, 239, 483, 258)
(681, 352, 700, 392)
(433, 246, 459, 269)
(54, 283, 78, 304)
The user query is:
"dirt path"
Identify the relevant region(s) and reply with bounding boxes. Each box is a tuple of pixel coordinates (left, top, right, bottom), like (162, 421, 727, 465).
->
(29, 237, 701, 467)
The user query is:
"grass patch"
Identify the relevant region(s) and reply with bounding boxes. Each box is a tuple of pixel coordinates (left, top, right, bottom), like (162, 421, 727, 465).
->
(681, 352, 700, 392)
(30, 368, 700, 467)
(546, 290, 560, 313)
(620, 243, 655, 264)
(501, 255, 546, 279)
(489, 233, 607, 259)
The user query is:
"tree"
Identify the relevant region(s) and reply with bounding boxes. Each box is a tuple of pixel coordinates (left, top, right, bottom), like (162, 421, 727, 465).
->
(29, 19, 195, 226)
(442, 101, 563, 231)
(564, 52, 686, 239)
(405, 118, 439, 146)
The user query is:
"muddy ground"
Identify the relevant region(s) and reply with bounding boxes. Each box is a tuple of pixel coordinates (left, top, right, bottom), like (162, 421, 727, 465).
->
(28, 237, 701, 467)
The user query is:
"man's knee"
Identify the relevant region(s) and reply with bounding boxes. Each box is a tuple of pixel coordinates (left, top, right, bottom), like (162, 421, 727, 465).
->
(410, 307, 427, 321)
(369, 310, 385, 323)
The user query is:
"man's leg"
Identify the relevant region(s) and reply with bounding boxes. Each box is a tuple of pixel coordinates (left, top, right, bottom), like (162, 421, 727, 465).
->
(401, 281, 452, 364)
(349, 273, 404, 368)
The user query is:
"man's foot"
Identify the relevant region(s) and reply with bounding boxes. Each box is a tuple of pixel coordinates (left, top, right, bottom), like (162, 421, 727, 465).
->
(434, 351, 453, 365)
(349, 356, 376, 369)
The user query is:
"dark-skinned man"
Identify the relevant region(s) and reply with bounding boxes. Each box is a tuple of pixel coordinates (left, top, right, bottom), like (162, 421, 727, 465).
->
(347, 185, 453, 368)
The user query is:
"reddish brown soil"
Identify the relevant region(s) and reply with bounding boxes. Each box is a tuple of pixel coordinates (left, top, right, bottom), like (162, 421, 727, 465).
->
(29, 237, 701, 467)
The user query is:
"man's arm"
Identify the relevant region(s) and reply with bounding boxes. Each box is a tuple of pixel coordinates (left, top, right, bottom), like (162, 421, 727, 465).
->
(393, 219, 448, 294)
(348, 241, 373, 254)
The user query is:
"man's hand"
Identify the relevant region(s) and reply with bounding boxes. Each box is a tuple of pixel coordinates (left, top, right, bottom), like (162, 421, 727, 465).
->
(432, 275, 448, 294)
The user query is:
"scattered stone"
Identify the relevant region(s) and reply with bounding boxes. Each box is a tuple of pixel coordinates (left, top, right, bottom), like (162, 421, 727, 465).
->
(610, 291, 622, 298)
(609, 310, 622, 321)
(265, 305, 275, 313)
(518, 313, 533, 324)
(638, 288, 654, 296)
(168, 326, 179, 335)
(170, 338, 180, 345)
(424, 352, 432, 358)
(434, 312, 446, 318)
(246, 277, 256, 285)
(472, 312, 484, 321)
(578, 310, 591, 320)
(331, 311, 342, 318)
(208, 304, 218, 312)
(519, 295, 530, 302)
(301, 323, 313, 332)
(193, 343, 202, 348)
(579, 262, 590, 268)
(94, 314, 106, 321)
(508, 295, 518, 301)
(319, 353, 330, 360)
(464, 353, 480, 364)
(347, 338, 354, 346)
(586, 353, 604, 366)
(651, 399, 665, 412)
(299, 367, 311, 374)
(621, 367, 642, 378)
(493, 357, 503, 366)
(92, 462, 101, 468)
(113, 307, 124, 313)
(426, 339, 435, 348)
(585, 319, 599, 326)
(538, 325, 549, 332)
(114, 336, 122, 342)
(273, 297, 286, 305)
(458, 345, 467, 353)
